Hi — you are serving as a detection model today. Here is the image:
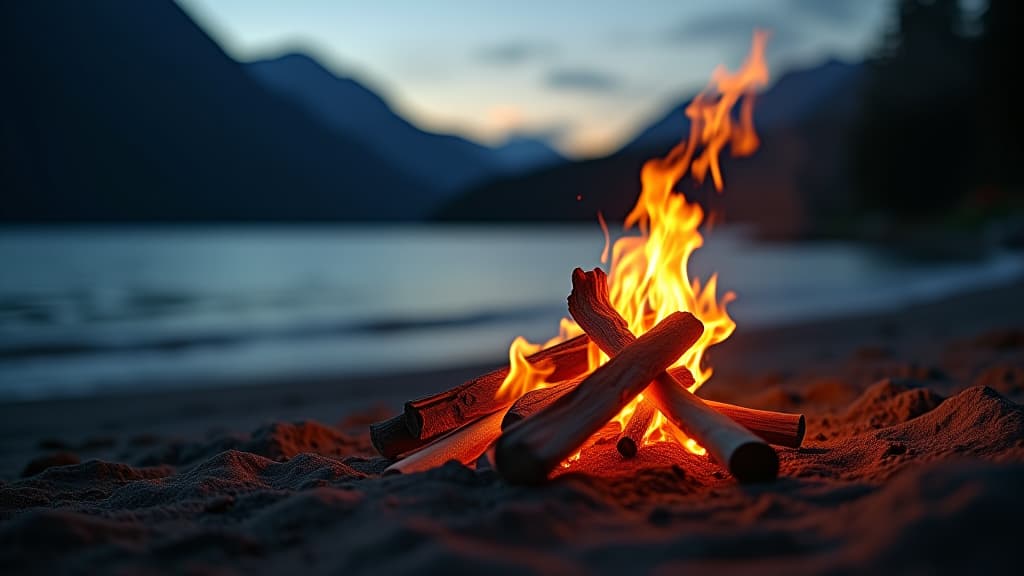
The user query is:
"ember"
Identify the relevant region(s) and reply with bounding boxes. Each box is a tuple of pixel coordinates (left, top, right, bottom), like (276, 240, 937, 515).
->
(370, 31, 804, 483)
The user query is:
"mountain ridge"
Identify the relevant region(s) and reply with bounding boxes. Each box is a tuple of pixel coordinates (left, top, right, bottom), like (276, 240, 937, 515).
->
(245, 53, 566, 194)
(1, 0, 436, 222)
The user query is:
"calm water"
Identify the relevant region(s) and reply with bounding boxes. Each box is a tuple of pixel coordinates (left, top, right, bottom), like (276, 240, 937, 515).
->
(1, 225, 1021, 400)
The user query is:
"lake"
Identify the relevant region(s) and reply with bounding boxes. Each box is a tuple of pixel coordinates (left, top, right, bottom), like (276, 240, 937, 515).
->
(1, 225, 1021, 400)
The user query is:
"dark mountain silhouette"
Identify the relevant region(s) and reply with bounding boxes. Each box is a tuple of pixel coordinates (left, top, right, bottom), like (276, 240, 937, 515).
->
(246, 53, 494, 193)
(437, 59, 866, 240)
(246, 53, 565, 193)
(1, 0, 437, 222)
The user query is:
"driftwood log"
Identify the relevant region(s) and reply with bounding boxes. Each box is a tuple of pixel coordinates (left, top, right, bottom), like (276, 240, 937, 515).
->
(369, 416, 425, 459)
(495, 311, 704, 484)
(567, 267, 779, 483)
(384, 410, 505, 475)
(500, 377, 581, 430)
(616, 399, 657, 458)
(403, 334, 589, 439)
(703, 399, 804, 448)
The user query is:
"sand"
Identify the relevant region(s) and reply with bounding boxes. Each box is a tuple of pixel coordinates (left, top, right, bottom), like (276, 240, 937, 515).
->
(2, 280, 1024, 575)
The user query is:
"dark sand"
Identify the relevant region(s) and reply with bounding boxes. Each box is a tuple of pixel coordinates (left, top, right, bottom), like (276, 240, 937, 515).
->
(2, 280, 1024, 575)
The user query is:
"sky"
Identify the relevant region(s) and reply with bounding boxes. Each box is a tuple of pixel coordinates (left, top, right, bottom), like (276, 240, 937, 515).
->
(176, 0, 892, 158)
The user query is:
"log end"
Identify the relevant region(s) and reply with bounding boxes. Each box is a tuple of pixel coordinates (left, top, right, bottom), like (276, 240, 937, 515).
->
(369, 416, 418, 459)
(368, 421, 389, 456)
(793, 414, 806, 448)
(494, 436, 550, 485)
(500, 411, 523, 431)
(402, 402, 426, 438)
(616, 437, 638, 459)
(728, 441, 780, 484)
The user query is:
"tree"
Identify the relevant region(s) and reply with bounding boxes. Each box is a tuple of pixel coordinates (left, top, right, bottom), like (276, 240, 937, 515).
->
(853, 0, 976, 223)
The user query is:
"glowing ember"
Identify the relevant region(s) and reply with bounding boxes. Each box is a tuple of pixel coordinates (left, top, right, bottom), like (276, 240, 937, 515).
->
(497, 31, 770, 458)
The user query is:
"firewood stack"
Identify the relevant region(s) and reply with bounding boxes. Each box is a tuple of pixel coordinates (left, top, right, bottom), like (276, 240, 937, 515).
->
(370, 268, 804, 484)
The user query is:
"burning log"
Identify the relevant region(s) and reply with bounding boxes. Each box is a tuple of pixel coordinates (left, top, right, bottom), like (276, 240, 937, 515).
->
(567, 267, 779, 483)
(403, 335, 589, 439)
(501, 378, 581, 429)
(384, 410, 505, 475)
(590, 421, 623, 447)
(642, 380, 779, 482)
(479, 420, 622, 472)
(616, 399, 657, 458)
(494, 311, 704, 484)
(703, 399, 804, 449)
(500, 368, 804, 447)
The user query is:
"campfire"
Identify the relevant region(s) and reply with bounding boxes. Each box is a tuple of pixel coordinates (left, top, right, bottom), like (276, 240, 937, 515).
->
(370, 32, 805, 484)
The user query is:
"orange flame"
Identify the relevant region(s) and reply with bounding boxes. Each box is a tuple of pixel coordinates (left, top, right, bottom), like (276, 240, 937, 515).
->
(497, 31, 770, 457)
(495, 336, 554, 403)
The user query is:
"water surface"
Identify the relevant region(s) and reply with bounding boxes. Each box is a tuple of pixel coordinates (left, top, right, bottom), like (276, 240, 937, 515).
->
(1, 225, 1020, 400)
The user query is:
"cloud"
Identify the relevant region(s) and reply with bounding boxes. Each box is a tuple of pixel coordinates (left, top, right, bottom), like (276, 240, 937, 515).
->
(545, 68, 620, 92)
(477, 40, 555, 66)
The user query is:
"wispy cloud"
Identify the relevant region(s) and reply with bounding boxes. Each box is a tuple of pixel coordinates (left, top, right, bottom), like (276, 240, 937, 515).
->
(545, 68, 620, 92)
(477, 40, 555, 66)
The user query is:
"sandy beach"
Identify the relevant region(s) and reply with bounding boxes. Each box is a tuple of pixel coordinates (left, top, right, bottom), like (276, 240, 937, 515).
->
(2, 278, 1023, 575)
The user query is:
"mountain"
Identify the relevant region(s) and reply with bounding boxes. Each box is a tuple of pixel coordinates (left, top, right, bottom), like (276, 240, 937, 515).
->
(246, 53, 494, 193)
(437, 59, 866, 240)
(0, 0, 436, 222)
(246, 54, 566, 192)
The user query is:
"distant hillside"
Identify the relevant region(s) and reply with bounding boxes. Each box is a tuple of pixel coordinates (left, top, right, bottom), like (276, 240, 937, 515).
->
(0, 0, 436, 222)
(438, 60, 866, 240)
(246, 53, 565, 193)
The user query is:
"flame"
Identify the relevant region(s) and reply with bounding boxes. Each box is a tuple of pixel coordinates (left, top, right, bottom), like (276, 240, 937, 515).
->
(498, 32, 769, 459)
(495, 336, 555, 404)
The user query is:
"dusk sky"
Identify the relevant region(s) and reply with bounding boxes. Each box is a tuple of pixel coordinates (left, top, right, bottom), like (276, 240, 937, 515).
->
(176, 0, 892, 157)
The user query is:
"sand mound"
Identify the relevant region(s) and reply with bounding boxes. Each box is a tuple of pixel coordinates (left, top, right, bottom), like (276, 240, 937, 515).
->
(839, 377, 946, 435)
(973, 363, 1024, 395)
(785, 386, 1024, 483)
(880, 386, 1024, 456)
(20, 452, 80, 478)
